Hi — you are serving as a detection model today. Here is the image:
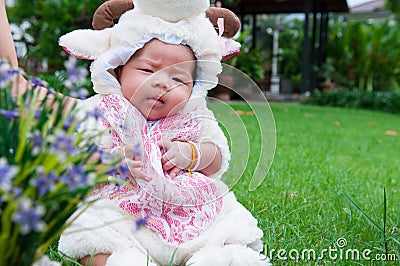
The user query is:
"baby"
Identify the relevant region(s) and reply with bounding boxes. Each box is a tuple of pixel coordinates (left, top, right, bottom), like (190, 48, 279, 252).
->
(1, 0, 270, 265)
(68, 38, 229, 265)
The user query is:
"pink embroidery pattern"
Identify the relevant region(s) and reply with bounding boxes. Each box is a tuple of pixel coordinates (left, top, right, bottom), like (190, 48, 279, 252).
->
(97, 94, 223, 244)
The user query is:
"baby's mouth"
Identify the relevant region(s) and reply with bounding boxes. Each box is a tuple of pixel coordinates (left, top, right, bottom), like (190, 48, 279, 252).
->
(147, 96, 165, 107)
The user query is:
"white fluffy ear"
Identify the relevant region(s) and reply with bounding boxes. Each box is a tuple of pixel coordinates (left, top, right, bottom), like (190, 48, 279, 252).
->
(59, 28, 112, 60)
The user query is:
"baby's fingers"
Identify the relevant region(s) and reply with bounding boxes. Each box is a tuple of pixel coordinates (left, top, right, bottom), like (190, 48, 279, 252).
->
(161, 159, 176, 172)
(168, 167, 181, 179)
(126, 160, 151, 182)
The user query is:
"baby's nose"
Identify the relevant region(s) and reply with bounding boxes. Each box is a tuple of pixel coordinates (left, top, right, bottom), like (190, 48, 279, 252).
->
(151, 76, 171, 91)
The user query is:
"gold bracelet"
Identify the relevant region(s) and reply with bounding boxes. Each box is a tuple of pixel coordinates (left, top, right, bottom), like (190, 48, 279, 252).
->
(187, 141, 197, 177)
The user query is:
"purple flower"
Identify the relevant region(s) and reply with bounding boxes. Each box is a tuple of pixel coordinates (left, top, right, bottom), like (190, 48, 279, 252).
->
(12, 198, 46, 234)
(50, 131, 77, 154)
(64, 56, 77, 70)
(29, 76, 47, 88)
(133, 143, 141, 157)
(59, 164, 88, 190)
(119, 163, 130, 180)
(0, 59, 20, 82)
(64, 57, 88, 83)
(135, 214, 149, 230)
(12, 187, 22, 198)
(63, 115, 74, 130)
(31, 168, 57, 196)
(34, 109, 42, 120)
(0, 109, 19, 120)
(0, 68, 19, 86)
(106, 167, 119, 177)
(86, 108, 103, 121)
(106, 162, 129, 180)
(70, 88, 89, 100)
(0, 158, 18, 192)
(87, 145, 99, 155)
(67, 67, 87, 82)
(99, 149, 113, 164)
(29, 131, 44, 154)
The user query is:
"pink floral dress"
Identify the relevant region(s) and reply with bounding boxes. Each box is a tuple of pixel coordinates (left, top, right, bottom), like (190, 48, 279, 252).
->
(96, 94, 224, 244)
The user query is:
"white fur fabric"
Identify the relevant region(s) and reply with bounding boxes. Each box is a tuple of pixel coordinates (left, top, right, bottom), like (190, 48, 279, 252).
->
(187, 244, 272, 266)
(58, 199, 146, 260)
(106, 249, 157, 266)
(135, 0, 209, 22)
(197, 106, 231, 179)
(58, 192, 267, 266)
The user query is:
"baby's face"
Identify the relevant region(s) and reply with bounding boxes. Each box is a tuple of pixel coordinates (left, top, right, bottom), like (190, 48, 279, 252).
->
(119, 39, 196, 120)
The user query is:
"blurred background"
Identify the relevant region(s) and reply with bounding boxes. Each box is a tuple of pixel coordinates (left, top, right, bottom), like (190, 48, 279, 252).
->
(5, 0, 400, 113)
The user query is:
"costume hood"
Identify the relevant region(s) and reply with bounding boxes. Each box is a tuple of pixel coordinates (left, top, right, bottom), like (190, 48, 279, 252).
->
(59, 0, 240, 99)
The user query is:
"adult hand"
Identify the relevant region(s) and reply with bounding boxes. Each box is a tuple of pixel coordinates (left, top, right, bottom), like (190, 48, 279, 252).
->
(0, 0, 18, 68)
(158, 139, 195, 179)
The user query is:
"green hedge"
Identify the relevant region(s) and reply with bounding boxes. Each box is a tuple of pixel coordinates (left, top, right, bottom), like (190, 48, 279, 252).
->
(303, 89, 400, 114)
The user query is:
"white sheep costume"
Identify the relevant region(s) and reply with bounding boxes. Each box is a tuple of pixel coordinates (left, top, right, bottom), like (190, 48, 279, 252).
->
(57, 0, 271, 265)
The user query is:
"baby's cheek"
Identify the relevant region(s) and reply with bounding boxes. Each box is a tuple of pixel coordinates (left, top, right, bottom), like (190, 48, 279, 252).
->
(126, 88, 135, 100)
(175, 96, 190, 110)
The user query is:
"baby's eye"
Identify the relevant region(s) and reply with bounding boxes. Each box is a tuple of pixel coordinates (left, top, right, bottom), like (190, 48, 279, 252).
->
(172, 77, 185, 84)
(139, 69, 153, 73)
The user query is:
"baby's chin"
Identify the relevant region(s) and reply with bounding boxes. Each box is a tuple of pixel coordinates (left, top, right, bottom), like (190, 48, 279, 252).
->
(137, 100, 187, 120)
(146, 109, 180, 121)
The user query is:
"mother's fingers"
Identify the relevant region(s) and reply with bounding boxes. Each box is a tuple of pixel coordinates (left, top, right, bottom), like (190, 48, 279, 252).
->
(126, 158, 143, 168)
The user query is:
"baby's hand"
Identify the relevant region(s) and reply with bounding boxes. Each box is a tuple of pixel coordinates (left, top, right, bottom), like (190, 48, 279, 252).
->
(111, 145, 151, 184)
(157, 139, 195, 179)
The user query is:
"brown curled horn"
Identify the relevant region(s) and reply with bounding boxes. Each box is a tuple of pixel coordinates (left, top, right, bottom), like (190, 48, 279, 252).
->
(92, 0, 134, 30)
(206, 7, 241, 38)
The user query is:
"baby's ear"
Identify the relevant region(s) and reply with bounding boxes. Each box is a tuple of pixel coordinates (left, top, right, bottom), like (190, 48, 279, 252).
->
(59, 28, 112, 60)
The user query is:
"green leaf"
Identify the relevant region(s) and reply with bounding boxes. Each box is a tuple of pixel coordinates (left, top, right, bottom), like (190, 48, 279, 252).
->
(341, 192, 383, 232)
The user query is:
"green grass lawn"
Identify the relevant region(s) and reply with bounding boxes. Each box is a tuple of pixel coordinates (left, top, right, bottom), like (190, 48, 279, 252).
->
(211, 102, 400, 265)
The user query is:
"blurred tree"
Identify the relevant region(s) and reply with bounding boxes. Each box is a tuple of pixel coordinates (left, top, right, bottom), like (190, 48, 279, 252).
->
(225, 29, 266, 82)
(386, 0, 400, 17)
(278, 14, 400, 91)
(8, 0, 104, 73)
(326, 18, 400, 91)
(277, 17, 304, 89)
